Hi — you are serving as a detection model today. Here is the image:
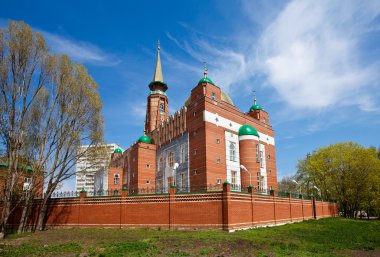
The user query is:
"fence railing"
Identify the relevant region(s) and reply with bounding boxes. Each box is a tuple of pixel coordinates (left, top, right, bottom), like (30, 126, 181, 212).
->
(47, 185, 335, 201)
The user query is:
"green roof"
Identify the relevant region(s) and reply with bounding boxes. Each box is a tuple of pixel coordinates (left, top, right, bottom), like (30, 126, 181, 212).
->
(238, 124, 259, 137)
(198, 77, 214, 84)
(250, 104, 264, 112)
(138, 135, 152, 144)
(114, 148, 122, 154)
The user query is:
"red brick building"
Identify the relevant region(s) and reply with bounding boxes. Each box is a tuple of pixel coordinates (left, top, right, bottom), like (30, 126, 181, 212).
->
(111, 44, 278, 194)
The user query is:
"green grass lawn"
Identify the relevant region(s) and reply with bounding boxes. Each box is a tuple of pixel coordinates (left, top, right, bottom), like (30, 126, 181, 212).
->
(0, 218, 379, 257)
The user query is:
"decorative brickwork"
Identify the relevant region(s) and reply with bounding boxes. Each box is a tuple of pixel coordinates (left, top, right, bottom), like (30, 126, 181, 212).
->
(4, 190, 338, 231)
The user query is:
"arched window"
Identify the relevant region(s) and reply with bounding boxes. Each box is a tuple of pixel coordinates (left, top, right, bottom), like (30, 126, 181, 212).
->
(114, 173, 119, 185)
(229, 142, 236, 162)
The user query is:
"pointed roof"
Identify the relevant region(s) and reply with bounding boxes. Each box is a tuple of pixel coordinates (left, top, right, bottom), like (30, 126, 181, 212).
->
(149, 40, 168, 91)
(249, 91, 264, 111)
(198, 62, 214, 84)
(153, 40, 163, 82)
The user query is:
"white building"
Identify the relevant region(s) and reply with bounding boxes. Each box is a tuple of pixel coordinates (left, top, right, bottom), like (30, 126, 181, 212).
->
(75, 143, 122, 192)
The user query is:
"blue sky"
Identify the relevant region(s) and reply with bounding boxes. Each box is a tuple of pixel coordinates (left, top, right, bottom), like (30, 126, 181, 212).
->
(2, 0, 380, 190)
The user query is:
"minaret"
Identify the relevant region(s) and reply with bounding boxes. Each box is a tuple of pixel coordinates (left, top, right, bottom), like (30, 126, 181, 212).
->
(145, 41, 169, 134)
(248, 91, 270, 124)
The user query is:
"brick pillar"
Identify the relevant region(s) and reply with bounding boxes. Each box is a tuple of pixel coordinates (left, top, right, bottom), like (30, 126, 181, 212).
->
(79, 190, 86, 228)
(248, 186, 254, 228)
(222, 181, 231, 231)
(79, 190, 87, 203)
(288, 193, 293, 222)
(300, 194, 305, 221)
(121, 186, 129, 197)
(168, 178, 176, 229)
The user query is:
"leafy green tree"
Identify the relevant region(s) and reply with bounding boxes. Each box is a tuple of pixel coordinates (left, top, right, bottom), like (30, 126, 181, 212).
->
(296, 142, 380, 218)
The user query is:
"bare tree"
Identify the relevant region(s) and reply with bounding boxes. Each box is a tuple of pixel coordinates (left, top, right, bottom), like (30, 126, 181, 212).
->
(0, 21, 47, 236)
(0, 21, 105, 234)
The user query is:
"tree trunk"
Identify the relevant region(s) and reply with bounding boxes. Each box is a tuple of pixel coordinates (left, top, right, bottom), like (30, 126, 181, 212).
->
(0, 172, 17, 237)
(17, 188, 33, 233)
(35, 196, 50, 231)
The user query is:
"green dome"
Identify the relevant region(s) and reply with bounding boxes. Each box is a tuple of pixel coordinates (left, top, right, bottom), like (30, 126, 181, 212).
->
(250, 104, 264, 112)
(114, 148, 122, 154)
(138, 135, 152, 144)
(238, 124, 259, 137)
(198, 77, 214, 84)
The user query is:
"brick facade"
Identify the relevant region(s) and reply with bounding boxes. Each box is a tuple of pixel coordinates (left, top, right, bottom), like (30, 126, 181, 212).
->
(4, 185, 338, 232)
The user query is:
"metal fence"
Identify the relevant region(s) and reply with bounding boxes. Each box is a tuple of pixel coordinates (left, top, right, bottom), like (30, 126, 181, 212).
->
(48, 184, 332, 200)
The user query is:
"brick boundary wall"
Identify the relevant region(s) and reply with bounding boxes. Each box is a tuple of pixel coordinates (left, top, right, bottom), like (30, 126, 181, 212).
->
(4, 184, 338, 232)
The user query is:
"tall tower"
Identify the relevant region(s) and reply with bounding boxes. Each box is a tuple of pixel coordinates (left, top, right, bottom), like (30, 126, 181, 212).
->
(145, 41, 169, 134)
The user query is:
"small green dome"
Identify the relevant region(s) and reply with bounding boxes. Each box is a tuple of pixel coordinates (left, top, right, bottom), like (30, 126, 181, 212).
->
(114, 148, 122, 154)
(198, 77, 214, 84)
(138, 135, 152, 144)
(250, 104, 264, 112)
(238, 124, 259, 137)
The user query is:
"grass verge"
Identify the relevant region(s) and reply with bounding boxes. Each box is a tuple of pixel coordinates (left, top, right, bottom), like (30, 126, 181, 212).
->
(0, 218, 378, 257)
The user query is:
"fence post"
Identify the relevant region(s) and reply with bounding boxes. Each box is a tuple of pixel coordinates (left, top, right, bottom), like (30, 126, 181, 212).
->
(300, 194, 304, 221)
(222, 181, 231, 231)
(312, 195, 317, 219)
(248, 185, 254, 227)
(271, 190, 276, 225)
(79, 189, 87, 202)
(168, 177, 176, 229)
(121, 186, 128, 197)
(288, 192, 293, 222)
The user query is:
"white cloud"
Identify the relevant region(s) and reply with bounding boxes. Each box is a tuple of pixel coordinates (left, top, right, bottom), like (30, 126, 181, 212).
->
(42, 31, 121, 66)
(0, 18, 120, 66)
(259, 0, 380, 111)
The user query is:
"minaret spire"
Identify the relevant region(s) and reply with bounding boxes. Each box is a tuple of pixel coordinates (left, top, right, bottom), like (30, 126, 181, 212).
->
(203, 61, 208, 78)
(253, 90, 257, 105)
(153, 40, 163, 82)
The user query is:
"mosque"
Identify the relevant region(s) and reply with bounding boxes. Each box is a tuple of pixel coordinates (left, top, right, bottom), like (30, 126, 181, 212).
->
(108, 43, 278, 194)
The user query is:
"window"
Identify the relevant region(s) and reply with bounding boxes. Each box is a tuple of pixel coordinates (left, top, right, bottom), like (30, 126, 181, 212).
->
(263, 118, 266, 124)
(193, 130, 197, 136)
(211, 92, 216, 100)
(216, 179, 221, 185)
(268, 154, 271, 159)
(193, 112, 197, 116)
(256, 144, 259, 162)
(194, 149, 197, 155)
(114, 174, 120, 185)
(181, 173, 186, 190)
(229, 142, 236, 162)
(146, 180, 150, 184)
(231, 171, 237, 187)
(180, 145, 186, 163)
(168, 152, 174, 167)
(146, 163, 150, 169)
(216, 158, 221, 164)
(269, 169, 272, 175)
(159, 157, 163, 171)
(260, 150, 264, 168)
(160, 102, 164, 113)
(24, 177, 31, 183)
(194, 169, 198, 175)
(216, 138, 220, 144)
(257, 172, 261, 190)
